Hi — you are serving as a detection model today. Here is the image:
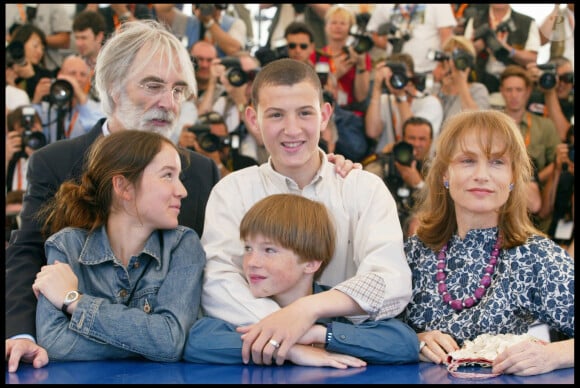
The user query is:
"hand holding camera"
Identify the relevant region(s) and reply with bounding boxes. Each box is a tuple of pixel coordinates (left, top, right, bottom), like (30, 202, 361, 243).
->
(7, 106, 47, 161)
(473, 20, 515, 64)
(383, 61, 410, 92)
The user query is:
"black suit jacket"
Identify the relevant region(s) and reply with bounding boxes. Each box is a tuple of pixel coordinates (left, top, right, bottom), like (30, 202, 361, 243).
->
(5, 118, 220, 339)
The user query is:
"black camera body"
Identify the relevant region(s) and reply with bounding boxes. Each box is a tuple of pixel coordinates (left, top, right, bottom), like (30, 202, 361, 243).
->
(428, 48, 474, 71)
(188, 124, 231, 153)
(10, 106, 47, 156)
(6, 40, 26, 68)
(49, 79, 74, 108)
(220, 56, 250, 87)
(392, 141, 414, 166)
(378, 22, 411, 45)
(473, 21, 513, 63)
(348, 33, 374, 55)
(385, 61, 409, 90)
(537, 63, 558, 90)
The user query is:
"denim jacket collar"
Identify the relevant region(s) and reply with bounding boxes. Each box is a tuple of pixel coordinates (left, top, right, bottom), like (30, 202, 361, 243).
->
(78, 225, 163, 269)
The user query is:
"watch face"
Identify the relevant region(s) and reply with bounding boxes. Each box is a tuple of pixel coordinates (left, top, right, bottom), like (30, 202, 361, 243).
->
(65, 291, 79, 303)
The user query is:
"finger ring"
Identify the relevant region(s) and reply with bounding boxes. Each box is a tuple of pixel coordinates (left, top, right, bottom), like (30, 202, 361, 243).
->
(419, 341, 426, 352)
(269, 339, 281, 349)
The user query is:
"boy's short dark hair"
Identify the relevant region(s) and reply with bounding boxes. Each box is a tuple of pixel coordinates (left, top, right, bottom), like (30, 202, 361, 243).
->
(251, 58, 323, 108)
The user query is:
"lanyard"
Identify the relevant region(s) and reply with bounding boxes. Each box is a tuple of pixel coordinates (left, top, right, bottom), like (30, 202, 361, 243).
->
(522, 112, 532, 147)
(66, 110, 79, 139)
(17, 4, 27, 23)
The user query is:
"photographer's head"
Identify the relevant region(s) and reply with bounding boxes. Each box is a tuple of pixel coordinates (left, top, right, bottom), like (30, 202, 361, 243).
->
(6, 41, 35, 82)
(384, 53, 415, 94)
(10, 23, 47, 68)
(219, 52, 260, 94)
(56, 55, 91, 102)
(190, 111, 230, 155)
(284, 22, 315, 64)
(72, 10, 106, 61)
(324, 6, 355, 44)
(191, 40, 218, 87)
(499, 65, 532, 113)
(433, 35, 476, 83)
(95, 20, 196, 138)
(402, 117, 434, 162)
(552, 56, 574, 99)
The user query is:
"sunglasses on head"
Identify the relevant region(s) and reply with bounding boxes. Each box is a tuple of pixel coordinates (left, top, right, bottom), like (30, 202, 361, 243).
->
(559, 72, 574, 84)
(288, 43, 309, 50)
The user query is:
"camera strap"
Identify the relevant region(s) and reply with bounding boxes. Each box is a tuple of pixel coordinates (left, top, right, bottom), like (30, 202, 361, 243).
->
(66, 110, 79, 139)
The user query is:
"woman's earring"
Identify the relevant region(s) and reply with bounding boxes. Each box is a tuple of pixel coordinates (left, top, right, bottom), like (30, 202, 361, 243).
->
(509, 183, 514, 191)
(444, 180, 449, 189)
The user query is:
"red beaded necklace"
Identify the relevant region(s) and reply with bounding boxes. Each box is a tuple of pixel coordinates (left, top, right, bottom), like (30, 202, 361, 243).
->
(436, 234, 502, 312)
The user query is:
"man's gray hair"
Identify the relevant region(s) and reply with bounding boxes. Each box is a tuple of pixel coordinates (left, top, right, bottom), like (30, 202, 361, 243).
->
(95, 20, 196, 117)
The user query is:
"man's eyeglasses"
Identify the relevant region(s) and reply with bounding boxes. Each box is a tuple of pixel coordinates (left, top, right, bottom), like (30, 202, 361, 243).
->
(288, 43, 309, 50)
(559, 72, 574, 84)
(138, 81, 190, 102)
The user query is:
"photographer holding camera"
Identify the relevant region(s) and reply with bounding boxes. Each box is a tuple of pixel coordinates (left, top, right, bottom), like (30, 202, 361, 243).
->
(316, 5, 371, 117)
(5, 106, 45, 194)
(430, 35, 491, 123)
(6, 41, 34, 113)
(499, 65, 562, 233)
(364, 117, 434, 238)
(538, 124, 574, 253)
(9, 24, 56, 103)
(366, 53, 443, 157)
(179, 111, 258, 179)
(199, 51, 268, 164)
(464, 4, 540, 94)
(526, 56, 574, 142)
(366, 4, 456, 74)
(193, 4, 246, 58)
(33, 55, 104, 142)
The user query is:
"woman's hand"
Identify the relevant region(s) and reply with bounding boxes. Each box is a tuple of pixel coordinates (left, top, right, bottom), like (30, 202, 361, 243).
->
(417, 330, 459, 364)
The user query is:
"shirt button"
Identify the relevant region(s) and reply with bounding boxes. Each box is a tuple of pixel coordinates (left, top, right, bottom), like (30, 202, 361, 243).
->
(133, 261, 140, 269)
(119, 289, 128, 298)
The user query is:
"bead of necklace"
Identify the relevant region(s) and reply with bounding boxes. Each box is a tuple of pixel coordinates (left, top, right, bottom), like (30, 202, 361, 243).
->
(436, 234, 502, 312)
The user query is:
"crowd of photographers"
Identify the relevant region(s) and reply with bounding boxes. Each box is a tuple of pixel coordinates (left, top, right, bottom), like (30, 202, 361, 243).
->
(5, 4, 574, 253)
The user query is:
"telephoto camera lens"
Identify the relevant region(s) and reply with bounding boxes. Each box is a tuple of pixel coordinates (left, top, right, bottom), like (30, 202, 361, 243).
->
(23, 131, 47, 150)
(385, 62, 409, 90)
(538, 64, 558, 89)
(451, 49, 474, 71)
(392, 141, 414, 166)
(49, 79, 74, 107)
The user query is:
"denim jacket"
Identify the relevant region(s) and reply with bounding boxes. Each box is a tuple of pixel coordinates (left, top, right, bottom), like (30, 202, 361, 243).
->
(36, 225, 205, 362)
(184, 284, 419, 364)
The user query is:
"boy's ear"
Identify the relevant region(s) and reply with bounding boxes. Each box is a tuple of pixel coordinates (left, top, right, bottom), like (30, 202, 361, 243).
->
(320, 101, 332, 130)
(304, 260, 322, 275)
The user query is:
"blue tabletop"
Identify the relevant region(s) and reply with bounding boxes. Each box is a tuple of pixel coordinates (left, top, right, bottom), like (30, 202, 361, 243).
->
(5, 360, 574, 384)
